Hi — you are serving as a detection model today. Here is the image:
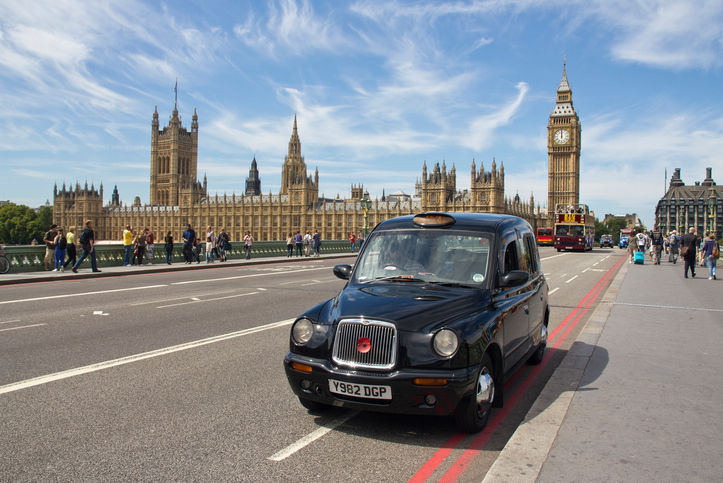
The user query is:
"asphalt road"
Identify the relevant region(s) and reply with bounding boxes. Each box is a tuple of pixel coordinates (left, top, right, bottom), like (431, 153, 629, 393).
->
(0, 247, 625, 482)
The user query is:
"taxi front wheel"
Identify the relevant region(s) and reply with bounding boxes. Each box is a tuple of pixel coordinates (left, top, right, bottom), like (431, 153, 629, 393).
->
(454, 354, 495, 433)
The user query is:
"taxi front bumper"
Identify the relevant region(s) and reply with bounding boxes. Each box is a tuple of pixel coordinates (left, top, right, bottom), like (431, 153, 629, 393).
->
(284, 352, 478, 416)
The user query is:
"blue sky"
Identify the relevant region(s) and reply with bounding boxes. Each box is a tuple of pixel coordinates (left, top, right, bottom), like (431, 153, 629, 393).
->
(1, 0, 722, 228)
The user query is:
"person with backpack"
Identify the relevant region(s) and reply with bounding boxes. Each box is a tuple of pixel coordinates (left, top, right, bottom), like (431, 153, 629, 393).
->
(702, 233, 719, 280)
(635, 232, 647, 253)
(217, 228, 229, 262)
(668, 230, 680, 263)
(71, 220, 101, 273)
(136, 230, 147, 266)
(145, 229, 155, 265)
(182, 224, 196, 264)
(53, 228, 67, 272)
(651, 228, 663, 265)
(303, 230, 312, 257)
(43, 223, 58, 271)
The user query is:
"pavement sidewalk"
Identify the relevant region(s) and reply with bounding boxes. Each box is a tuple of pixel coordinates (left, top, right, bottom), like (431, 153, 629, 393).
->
(0, 252, 357, 286)
(484, 254, 723, 482)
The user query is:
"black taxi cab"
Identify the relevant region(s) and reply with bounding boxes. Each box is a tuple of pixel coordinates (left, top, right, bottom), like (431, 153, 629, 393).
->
(283, 213, 549, 433)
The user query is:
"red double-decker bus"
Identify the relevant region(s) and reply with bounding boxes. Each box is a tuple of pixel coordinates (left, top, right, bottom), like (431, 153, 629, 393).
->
(536, 227, 553, 246)
(553, 204, 595, 251)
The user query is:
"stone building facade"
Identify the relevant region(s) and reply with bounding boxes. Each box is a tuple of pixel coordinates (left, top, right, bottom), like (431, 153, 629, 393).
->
(655, 168, 722, 238)
(52, 65, 594, 243)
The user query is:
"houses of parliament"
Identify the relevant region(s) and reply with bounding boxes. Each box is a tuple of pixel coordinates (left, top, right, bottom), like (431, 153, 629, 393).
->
(52, 64, 581, 242)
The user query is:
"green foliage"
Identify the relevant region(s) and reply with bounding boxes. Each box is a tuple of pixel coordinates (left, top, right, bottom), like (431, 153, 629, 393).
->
(0, 203, 53, 245)
(594, 217, 633, 245)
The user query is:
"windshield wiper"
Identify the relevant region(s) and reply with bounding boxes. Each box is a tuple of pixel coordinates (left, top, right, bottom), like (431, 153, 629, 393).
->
(371, 276, 427, 283)
(427, 281, 478, 289)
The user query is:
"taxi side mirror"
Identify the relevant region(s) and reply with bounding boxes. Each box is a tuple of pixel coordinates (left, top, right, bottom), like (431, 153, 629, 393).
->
(333, 264, 352, 280)
(500, 270, 528, 287)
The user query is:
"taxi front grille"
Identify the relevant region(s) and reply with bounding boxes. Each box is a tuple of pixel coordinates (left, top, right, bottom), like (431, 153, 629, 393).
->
(332, 319, 397, 370)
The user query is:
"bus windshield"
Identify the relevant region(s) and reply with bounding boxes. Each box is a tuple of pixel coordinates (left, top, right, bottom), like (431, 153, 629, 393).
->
(555, 225, 585, 237)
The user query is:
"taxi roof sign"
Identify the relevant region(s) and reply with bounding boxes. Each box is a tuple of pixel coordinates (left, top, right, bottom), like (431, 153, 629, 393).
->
(413, 213, 456, 228)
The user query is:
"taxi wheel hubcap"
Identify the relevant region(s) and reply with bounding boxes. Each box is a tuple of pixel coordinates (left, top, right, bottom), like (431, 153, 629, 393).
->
(476, 366, 494, 417)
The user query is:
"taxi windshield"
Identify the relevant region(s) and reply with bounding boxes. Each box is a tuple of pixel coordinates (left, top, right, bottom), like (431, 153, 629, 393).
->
(352, 229, 493, 287)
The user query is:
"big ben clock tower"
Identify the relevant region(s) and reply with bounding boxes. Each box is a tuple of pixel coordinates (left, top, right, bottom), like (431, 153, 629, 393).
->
(547, 59, 581, 220)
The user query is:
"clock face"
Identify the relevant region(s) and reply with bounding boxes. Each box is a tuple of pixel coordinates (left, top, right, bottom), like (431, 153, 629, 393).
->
(554, 129, 570, 144)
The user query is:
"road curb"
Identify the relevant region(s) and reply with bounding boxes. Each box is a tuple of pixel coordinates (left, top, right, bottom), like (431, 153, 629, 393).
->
(0, 253, 357, 286)
(481, 257, 630, 483)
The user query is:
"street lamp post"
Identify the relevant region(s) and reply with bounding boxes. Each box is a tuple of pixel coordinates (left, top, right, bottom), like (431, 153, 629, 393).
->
(708, 187, 717, 236)
(360, 191, 372, 237)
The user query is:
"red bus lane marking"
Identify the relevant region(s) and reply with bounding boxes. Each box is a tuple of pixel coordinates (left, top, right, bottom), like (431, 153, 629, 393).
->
(408, 255, 624, 483)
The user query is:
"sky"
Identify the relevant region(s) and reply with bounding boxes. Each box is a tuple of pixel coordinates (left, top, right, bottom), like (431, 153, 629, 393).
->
(1, 0, 722, 228)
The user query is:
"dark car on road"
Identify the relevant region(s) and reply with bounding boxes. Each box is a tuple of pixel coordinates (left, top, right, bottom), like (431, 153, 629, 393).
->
(600, 234, 614, 248)
(283, 213, 549, 433)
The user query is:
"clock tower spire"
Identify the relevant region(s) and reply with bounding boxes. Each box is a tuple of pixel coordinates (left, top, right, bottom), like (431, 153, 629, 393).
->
(547, 57, 581, 220)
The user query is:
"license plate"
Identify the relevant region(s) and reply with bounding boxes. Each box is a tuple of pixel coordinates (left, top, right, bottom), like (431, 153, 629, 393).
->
(328, 379, 392, 400)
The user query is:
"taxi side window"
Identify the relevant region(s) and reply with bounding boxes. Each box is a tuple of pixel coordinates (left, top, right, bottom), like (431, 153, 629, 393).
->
(516, 237, 529, 273)
(502, 239, 519, 275)
(523, 233, 539, 274)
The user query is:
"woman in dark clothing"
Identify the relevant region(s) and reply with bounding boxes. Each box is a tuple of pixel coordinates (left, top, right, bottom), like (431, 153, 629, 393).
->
(681, 227, 699, 279)
(164, 231, 174, 265)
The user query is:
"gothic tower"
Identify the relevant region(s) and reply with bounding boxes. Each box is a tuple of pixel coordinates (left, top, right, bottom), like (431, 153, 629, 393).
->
(547, 59, 581, 217)
(150, 101, 201, 206)
(421, 160, 456, 210)
(470, 158, 504, 212)
(245, 156, 262, 196)
(280, 115, 318, 206)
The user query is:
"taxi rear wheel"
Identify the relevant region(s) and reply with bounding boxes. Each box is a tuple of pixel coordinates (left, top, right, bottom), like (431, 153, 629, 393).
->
(454, 354, 495, 433)
(298, 396, 330, 413)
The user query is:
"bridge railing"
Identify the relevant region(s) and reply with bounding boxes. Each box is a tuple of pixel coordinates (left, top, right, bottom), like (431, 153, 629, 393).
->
(1, 240, 356, 273)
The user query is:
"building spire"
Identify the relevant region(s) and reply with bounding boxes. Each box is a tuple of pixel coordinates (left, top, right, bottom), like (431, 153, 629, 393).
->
(558, 56, 570, 92)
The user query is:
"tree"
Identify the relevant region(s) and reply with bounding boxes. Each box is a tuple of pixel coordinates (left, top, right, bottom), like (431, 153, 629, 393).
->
(0, 203, 53, 245)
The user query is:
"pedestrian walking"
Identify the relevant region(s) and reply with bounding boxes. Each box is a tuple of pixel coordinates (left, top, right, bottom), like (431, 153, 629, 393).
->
(218, 228, 229, 262)
(681, 227, 699, 278)
(668, 230, 680, 263)
(295, 231, 303, 257)
(206, 226, 216, 262)
(63, 227, 77, 271)
(702, 233, 719, 280)
(53, 228, 67, 272)
(182, 224, 195, 264)
(286, 233, 294, 257)
(206, 236, 214, 263)
(194, 237, 202, 263)
(312, 229, 321, 257)
(358, 230, 365, 250)
(243, 231, 253, 259)
(71, 220, 101, 273)
(164, 231, 174, 265)
(627, 232, 637, 263)
(349, 232, 356, 252)
(635, 231, 647, 253)
(304, 230, 312, 257)
(146, 229, 155, 265)
(43, 223, 58, 271)
(123, 225, 133, 266)
(651, 227, 663, 265)
(136, 229, 147, 266)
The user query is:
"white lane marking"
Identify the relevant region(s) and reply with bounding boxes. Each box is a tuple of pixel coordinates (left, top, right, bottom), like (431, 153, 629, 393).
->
(172, 266, 331, 285)
(92, 311, 109, 316)
(548, 288, 559, 295)
(608, 303, 723, 313)
(0, 323, 47, 332)
(540, 253, 568, 261)
(544, 273, 551, 277)
(0, 285, 168, 306)
(130, 289, 240, 306)
(0, 320, 21, 325)
(582, 268, 589, 273)
(258, 288, 267, 291)
(593, 262, 599, 266)
(268, 411, 361, 461)
(560, 274, 567, 278)
(565, 275, 578, 283)
(157, 292, 259, 309)
(0, 318, 295, 395)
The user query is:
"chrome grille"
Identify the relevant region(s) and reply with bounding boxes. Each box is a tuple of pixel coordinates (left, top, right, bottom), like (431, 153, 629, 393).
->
(332, 319, 397, 370)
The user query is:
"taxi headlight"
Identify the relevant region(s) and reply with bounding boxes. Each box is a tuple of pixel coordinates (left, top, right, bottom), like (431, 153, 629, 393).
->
(433, 329, 459, 357)
(292, 318, 314, 345)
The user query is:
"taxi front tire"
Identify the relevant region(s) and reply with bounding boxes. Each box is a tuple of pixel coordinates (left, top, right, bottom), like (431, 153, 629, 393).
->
(454, 354, 495, 433)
